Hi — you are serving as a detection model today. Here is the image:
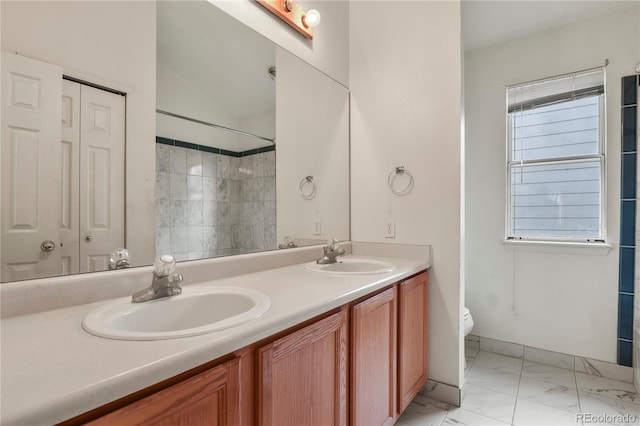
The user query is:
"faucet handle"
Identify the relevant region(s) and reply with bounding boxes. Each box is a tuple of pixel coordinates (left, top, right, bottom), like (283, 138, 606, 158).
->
(327, 238, 340, 250)
(154, 254, 176, 277)
(109, 248, 130, 270)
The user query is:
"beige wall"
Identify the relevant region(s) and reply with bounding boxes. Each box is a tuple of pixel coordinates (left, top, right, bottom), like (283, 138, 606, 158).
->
(350, 1, 464, 388)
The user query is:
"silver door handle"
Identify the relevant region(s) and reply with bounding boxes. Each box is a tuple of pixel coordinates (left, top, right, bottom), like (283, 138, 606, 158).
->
(86, 235, 93, 241)
(40, 240, 55, 252)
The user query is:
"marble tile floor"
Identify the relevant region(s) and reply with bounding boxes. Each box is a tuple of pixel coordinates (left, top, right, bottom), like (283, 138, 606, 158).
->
(397, 347, 640, 425)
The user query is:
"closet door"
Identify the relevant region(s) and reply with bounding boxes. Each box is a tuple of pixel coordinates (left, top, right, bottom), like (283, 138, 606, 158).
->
(0, 52, 62, 282)
(60, 80, 81, 275)
(79, 85, 125, 272)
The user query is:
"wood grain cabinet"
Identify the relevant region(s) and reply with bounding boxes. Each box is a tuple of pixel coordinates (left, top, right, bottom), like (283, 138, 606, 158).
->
(256, 309, 348, 426)
(350, 271, 429, 424)
(397, 272, 429, 413)
(351, 287, 398, 426)
(87, 358, 241, 425)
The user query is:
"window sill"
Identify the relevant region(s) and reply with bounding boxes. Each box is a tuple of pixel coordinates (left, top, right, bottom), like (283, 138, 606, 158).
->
(501, 239, 613, 256)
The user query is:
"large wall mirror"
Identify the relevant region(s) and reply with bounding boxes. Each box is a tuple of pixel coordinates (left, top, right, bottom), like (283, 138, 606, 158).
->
(0, 0, 349, 283)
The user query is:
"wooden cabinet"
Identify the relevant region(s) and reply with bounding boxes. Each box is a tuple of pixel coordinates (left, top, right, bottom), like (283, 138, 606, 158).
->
(87, 358, 241, 425)
(255, 271, 427, 426)
(398, 272, 429, 413)
(351, 287, 397, 426)
(350, 271, 429, 424)
(257, 309, 348, 426)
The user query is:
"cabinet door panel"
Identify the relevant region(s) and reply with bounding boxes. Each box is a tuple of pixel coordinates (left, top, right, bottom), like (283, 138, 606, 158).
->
(351, 287, 397, 426)
(88, 358, 240, 425)
(258, 310, 348, 426)
(398, 272, 429, 413)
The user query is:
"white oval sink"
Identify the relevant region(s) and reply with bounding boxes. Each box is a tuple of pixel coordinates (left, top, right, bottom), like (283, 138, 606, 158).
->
(82, 286, 270, 341)
(305, 258, 395, 275)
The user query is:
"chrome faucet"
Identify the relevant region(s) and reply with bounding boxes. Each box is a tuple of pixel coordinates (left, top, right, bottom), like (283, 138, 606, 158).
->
(132, 255, 183, 303)
(109, 248, 130, 270)
(316, 238, 345, 264)
(278, 235, 298, 249)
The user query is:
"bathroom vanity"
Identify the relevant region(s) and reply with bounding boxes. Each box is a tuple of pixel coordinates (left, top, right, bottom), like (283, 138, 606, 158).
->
(0, 253, 429, 425)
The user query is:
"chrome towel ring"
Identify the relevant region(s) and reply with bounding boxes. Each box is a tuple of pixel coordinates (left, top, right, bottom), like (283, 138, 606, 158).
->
(299, 175, 316, 199)
(388, 166, 414, 196)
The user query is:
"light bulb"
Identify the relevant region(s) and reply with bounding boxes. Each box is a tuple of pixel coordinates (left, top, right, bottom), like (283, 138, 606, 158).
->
(303, 9, 321, 28)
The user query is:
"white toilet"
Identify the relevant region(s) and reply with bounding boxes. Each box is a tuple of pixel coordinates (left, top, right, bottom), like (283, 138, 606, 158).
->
(464, 307, 474, 337)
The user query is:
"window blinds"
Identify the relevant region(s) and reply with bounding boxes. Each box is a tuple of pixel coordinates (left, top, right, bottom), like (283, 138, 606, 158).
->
(507, 67, 605, 241)
(507, 67, 605, 113)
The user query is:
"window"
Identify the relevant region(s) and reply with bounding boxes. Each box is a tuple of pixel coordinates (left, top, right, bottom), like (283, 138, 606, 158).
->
(506, 68, 606, 242)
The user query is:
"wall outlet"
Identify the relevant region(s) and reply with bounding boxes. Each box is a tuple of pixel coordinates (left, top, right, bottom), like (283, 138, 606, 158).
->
(313, 220, 322, 236)
(385, 220, 395, 238)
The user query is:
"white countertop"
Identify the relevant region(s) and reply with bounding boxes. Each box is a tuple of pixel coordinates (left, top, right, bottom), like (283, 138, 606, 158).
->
(0, 255, 428, 425)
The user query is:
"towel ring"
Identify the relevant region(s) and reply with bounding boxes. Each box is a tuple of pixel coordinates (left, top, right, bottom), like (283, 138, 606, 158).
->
(299, 176, 316, 200)
(388, 166, 414, 196)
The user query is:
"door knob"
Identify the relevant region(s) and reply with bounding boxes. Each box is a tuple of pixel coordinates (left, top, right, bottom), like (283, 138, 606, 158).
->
(86, 235, 93, 241)
(40, 240, 55, 252)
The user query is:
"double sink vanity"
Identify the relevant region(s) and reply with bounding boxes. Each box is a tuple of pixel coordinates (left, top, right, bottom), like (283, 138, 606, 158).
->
(1, 245, 430, 425)
(82, 257, 396, 341)
(0, 2, 430, 425)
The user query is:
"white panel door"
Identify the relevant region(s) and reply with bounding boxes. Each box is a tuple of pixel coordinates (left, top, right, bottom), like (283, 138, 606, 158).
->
(60, 80, 80, 275)
(1, 52, 62, 282)
(79, 85, 125, 272)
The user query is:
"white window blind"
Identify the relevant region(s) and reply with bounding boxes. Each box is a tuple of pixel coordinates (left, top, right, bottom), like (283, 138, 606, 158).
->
(507, 67, 605, 241)
(507, 68, 605, 113)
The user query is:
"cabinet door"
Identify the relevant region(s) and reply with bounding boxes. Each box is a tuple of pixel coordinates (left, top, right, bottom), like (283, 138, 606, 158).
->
(88, 358, 240, 425)
(257, 310, 348, 426)
(351, 287, 397, 426)
(398, 272, 429, 413)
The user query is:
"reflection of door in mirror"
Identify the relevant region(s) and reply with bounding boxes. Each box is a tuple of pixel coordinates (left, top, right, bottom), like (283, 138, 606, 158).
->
(1, 53, 62, 282)
(66, 81, 125, 273)
(1, 53, 125, 282)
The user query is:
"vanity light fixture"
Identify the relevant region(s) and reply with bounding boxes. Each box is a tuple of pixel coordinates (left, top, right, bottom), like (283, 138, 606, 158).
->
(302, 9, 321, 28)
(256, 0, 321, 40)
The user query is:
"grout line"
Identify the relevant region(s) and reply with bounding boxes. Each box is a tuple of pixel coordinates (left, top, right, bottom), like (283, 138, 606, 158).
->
(510, 356, 525, 426)
(449, 348, 636, 426)
(439, 409, 447, 426)
(464, 346, 479, 374)
(574, 367, 583, 425)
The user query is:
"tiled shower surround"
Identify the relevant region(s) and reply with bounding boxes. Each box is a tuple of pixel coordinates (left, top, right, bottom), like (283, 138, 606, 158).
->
(155, 140, 276, 261)
(620, 74, 638, 367)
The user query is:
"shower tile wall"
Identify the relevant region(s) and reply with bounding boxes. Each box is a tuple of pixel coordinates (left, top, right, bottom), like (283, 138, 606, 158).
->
(620, 73, 638, 367)
(155, 139, 276, 261)
(631, 74, 640, 385)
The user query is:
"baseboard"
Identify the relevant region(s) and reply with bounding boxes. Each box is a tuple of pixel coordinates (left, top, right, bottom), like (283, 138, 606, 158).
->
(419, 379, 461, 407)
(466, 334, 634, 384)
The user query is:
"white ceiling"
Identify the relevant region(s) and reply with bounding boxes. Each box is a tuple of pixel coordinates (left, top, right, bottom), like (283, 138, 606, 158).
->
(156, 1, 275, 120)
(462, 0, 639, 51)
